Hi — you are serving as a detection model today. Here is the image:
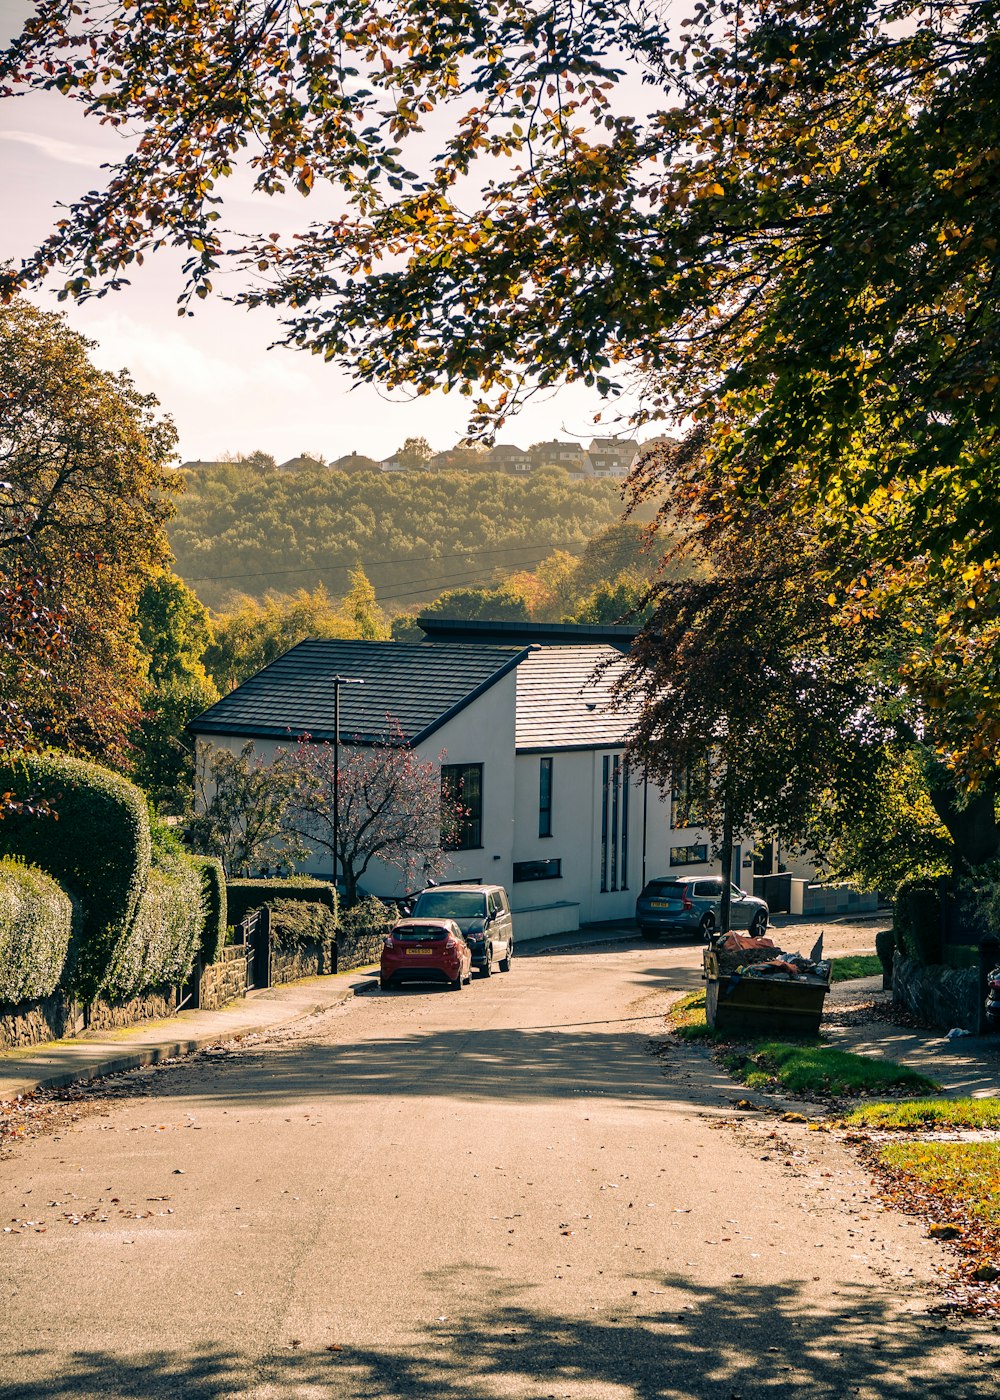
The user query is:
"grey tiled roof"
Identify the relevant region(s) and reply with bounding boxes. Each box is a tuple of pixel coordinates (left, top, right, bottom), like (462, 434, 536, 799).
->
(515, 646, 636, 752)
(191, 639, 526, 746)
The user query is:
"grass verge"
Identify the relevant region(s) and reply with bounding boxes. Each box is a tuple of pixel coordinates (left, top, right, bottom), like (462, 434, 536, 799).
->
(830, 954, 883, 982)
(665, 994, 937, 1097)
(666, 990, 715, 1040)
(844, 1098, 1000, 1131)
(879, 1141, 1000, 1230)
(726, 1041, 939, 1097)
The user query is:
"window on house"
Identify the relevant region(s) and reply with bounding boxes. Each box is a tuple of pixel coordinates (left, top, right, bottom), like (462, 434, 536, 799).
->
(672, 755, 709, 827)
(670, 843, 709, 867)
(539, 756, 553, 838)
(514, 859, 562, 882)
(600, 753, 630, 893)
(441, 763, 483, 849)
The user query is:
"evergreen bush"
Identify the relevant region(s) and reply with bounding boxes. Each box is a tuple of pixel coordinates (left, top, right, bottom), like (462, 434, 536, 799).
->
(102, 854, 205, 1001)
(189, 855, 227, 963)
(337, 896, 395, 971)
(226, 877, 336, 932)
(895, 881, 943, 965)
(267, 898, 336, 950)
(0, 752, 150, 998)
(0, 858, 74, 1004)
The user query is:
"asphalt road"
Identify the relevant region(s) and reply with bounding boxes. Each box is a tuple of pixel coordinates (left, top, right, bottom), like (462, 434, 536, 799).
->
(0, 937, 993, 1399)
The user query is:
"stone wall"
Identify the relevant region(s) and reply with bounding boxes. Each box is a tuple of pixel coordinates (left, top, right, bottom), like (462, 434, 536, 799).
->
(892, 955, 979, 1031)
(336, 929, 387, 972)
(84, 986, 177, 1032)
(0, 993, 82, 1050)
(199, 946, 248, 1011)
(0, 986, 177, 1051)
(270, 939, 335, 986)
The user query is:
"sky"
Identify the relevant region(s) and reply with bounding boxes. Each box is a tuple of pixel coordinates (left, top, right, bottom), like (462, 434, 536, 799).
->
(0, 1, 647, 467)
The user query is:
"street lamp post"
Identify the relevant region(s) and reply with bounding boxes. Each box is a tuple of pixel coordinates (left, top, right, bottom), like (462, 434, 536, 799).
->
(330, 675, 364, 894)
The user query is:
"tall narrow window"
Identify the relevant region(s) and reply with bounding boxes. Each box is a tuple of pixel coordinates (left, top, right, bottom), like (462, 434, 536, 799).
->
(600, 752, 630, 893)
(610, 754, 620, 891)
(538, 757, 553, 838)
(441, 763, 483, 850)
(620, 759, 630, 891)
(600, 755, 610, 892)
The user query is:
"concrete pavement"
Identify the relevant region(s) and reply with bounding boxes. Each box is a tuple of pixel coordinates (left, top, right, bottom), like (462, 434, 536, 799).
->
(0, 968, 379, 1101)
(0, 938, 995, 1399)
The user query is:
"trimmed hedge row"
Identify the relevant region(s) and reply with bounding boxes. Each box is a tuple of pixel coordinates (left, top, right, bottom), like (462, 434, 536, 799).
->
(336, 896, 395, 971)
(0, 752, 212, 1002)
(226, 878, 337, 932)
(190, 855, 227, 964)
(267, 898, 336, 950)
(0, 752, 150, 998)
(102, 855, 206, 1002)
(0, 858, 75, 1003)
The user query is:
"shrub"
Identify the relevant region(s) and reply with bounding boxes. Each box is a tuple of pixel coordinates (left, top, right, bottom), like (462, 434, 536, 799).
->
(267, 898, 336, 950)
(189, 855, 227, 963)
(226, 877, 337, 932)
(0, 858, 74, 1003)
(0, 751, 150, 998)
(895, 881, 943, 964)
(337, 896, 394, 971)
(102, 854, 206, 1001)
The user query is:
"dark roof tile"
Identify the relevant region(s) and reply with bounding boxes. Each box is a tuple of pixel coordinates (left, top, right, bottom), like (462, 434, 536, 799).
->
(191, 639, 526, 745)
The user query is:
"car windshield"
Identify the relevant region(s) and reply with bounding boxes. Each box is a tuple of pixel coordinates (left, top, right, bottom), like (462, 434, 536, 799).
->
(394, 923, 450, 941)
(642, 881, 686, 898)
(412, 890, 486, 919)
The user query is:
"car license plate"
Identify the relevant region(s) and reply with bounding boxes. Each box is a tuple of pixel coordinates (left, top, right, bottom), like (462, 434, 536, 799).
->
(406, 947, 433, 955)
(650, 900, 672, 909)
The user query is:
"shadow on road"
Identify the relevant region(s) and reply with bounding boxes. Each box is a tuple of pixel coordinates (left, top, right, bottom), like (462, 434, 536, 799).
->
(147, 1018, 719, 1108)
(2, 1273, 981, 1399)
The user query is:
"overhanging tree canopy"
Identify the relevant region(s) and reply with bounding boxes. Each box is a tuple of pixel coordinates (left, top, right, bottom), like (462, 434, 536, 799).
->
(5, 0, 999, 789)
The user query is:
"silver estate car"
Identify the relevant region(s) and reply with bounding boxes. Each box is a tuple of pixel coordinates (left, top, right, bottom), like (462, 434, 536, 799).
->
(635, 874, 769, 941)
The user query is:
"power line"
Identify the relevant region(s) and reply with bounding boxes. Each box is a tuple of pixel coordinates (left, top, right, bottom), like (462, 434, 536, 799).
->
(184, 537, 587, 585)
(371, 545, 588, 603)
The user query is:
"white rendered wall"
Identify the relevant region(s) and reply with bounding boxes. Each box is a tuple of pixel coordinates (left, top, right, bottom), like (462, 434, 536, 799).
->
(191, 668, 518, 899)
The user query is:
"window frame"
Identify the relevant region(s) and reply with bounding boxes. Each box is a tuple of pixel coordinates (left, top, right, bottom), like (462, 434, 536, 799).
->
(538, 756, 554, 838)
(670, 842, 710, 868)
(440, 762, 484, 851)
(513, 858, 562, 883)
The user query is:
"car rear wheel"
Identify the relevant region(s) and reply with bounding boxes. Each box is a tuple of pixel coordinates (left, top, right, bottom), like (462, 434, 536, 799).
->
(749, 911, 768, 938)
(499, 945, 512, 972)
(699, 913, 716, 941)
(379, 976, 393, 991)
(449, 973, 464, 991)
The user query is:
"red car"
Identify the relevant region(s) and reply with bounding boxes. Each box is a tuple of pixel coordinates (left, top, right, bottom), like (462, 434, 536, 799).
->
(380, 918, 472, 991)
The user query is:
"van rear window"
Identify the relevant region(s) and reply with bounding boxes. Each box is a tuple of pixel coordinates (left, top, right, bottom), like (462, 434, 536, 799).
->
(642, 881, 686, 898)
(412, 890, 486, 918)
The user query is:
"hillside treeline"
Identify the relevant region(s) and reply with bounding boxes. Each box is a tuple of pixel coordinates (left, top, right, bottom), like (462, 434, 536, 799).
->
(170, 462, 626, 610)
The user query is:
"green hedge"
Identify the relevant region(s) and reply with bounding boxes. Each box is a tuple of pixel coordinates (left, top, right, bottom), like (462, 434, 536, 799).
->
(0, 858, 75, 1004)
(267, 898, 336, 950)
(336, 896, 395, 972)
(189, 856, 227, 964)
(226, 878, 337, 933)
(895, 881, 943, 965)
(0, 752, 150, 998)
(102, 854, 206, 1001)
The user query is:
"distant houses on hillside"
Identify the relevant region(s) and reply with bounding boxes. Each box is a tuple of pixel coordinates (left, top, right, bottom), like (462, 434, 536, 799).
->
(181, 436, 649, 479)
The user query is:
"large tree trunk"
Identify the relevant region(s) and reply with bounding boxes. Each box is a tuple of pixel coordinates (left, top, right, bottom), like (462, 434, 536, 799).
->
(927, 769, 1000, 871)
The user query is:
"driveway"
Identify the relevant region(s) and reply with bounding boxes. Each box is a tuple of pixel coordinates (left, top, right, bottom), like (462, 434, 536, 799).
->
(0, 938, 991, 1398)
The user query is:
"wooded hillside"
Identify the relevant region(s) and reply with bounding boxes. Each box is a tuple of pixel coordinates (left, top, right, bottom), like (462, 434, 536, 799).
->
(169, 463, 627, 610)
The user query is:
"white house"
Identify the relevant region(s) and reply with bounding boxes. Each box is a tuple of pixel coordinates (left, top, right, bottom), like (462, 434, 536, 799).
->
(189, 623, 741, 941)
